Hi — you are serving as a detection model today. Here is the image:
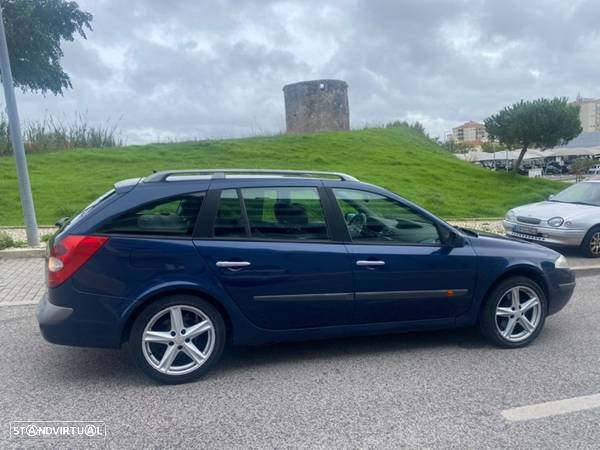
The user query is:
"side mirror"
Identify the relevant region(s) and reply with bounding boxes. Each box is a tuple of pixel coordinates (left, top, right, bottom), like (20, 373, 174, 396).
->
(548, 194, 555, 200)
(438, 225, 465, 248)
(447, 231, 466, 248)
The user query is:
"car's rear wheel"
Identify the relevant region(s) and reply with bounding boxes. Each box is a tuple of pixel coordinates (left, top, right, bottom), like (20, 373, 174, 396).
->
(128, 295, 225, 384)
(478, 277, 547, 348)
(580, 225, 600, 258)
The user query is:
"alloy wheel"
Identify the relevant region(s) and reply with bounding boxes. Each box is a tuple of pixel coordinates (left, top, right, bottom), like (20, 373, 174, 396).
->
(141, 305, 215, 376)
(589, 232, 600, 255)
(495, 286, 542, 343)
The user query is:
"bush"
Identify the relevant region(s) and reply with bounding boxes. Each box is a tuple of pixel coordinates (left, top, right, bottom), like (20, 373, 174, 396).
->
(385, 120, 428, 137)
(0, 231, 15, 250)
(0, 111, 123, 156)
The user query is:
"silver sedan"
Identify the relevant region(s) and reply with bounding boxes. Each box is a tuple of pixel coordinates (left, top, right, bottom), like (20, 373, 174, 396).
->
(503, 179, 600, 257)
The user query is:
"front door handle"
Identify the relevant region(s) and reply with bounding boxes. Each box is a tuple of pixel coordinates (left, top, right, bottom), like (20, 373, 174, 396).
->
(216, 261, 251, 268)
(356, 260, 385, 266)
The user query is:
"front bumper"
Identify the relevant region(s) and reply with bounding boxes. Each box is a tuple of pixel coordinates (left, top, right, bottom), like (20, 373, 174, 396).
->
(503, 220, 586, 247)
(546, 268, 576, 316)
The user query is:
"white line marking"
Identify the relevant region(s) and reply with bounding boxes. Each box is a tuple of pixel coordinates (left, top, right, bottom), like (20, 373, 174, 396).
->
(0, 301, 37, 307)
(502, 393, 600, 421)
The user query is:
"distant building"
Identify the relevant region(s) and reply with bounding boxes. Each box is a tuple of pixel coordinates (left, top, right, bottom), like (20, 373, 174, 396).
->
(571, 96, 600, 132)
(449, 121, 488, 145)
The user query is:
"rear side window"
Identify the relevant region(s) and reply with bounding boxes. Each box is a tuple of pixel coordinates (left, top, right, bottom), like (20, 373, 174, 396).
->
(99, 193, 204, 236)
(211, 187, 329, 241)
(242, 187, 328, 240)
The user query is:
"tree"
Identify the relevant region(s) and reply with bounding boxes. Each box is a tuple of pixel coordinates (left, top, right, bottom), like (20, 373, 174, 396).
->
(480, 141, 507, 153)
(484, 98, 582, 172)
(569, 158, 595, 182)
(1, 0, 92, 95)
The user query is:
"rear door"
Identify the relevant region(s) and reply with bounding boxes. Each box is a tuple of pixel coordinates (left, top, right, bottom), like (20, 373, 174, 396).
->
(193, 181, 354, 330)
(329, 186, 477, 324)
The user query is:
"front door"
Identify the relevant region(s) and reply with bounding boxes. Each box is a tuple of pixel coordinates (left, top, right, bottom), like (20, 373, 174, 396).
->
(194, 185, 354, 330)
(331, 187, 477, 324)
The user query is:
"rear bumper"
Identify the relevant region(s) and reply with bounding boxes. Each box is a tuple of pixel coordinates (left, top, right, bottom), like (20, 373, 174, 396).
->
(36, 286, 130, 349)
(36, 293, 73, 325)
(503, 220, 586, 247)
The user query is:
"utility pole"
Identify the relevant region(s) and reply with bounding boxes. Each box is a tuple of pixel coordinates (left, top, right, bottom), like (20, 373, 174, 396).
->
(0, 6, 39, 246)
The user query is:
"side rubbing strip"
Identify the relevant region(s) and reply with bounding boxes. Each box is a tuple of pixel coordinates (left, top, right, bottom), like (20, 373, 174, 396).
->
(254, 292, 354, 302)
(355, 289, 469, 301)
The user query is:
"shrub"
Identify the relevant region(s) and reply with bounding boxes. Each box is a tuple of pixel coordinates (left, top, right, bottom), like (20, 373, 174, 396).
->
(0, 232, 15, 250)
(0, 111, 123, 156)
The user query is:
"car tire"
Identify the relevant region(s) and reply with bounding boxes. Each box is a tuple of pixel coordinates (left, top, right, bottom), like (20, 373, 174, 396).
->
(128, 295, 226, 384)
(478, 276, 547, 348)
(580, 226, 600, 258)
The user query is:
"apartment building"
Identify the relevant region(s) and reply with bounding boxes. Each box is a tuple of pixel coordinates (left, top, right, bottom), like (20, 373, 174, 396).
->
(571, 97, 600, 132)
(449, 121, 488, 144)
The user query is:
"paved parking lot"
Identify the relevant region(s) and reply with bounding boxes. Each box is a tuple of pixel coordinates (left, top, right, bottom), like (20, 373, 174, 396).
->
(0, 258, 599, 448)
(0, 258, 45, 305)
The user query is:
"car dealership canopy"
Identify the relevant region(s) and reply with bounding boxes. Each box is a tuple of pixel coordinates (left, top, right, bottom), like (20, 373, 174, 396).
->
(456, 146, 600, 162)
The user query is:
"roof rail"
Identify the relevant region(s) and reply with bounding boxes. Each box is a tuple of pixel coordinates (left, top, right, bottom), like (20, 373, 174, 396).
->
(143, 169, 359, 183)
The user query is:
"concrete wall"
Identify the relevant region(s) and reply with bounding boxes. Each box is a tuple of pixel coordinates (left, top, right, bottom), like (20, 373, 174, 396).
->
(283, 79, 349, 133)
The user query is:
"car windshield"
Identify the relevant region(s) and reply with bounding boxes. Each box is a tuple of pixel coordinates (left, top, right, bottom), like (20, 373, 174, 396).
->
(551, 182, 600, 206)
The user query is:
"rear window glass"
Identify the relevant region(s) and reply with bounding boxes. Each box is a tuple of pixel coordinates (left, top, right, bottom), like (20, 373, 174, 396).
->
(63, 189, 117, 231)
(243, 187, 329, 240)
(99, 193, 204, 236)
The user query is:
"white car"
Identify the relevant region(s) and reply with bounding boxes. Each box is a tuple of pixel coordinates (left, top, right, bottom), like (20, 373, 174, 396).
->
(588, 165, 600, 175)
(503, 179, 600, 257)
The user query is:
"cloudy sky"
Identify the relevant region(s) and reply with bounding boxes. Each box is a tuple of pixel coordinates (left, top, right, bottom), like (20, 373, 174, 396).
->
(13, 0, 600, 143)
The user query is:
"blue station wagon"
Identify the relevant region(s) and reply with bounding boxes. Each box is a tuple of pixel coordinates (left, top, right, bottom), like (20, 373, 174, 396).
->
(37, 169, 576, 383)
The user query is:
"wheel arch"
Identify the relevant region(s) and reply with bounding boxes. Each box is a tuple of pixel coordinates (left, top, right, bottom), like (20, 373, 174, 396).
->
(479, 264, 550, 316)
(120, 287, 234, 345)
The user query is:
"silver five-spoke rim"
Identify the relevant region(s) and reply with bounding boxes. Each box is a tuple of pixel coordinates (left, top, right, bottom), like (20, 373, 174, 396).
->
(590, 232, 600, 255)
(495, 286, 542, 343)
(142, 305, 215, 376)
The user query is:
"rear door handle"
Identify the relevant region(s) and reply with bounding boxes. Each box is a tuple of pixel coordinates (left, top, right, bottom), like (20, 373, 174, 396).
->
(356, 260, 385, 266)
(216, 261, 251, 268)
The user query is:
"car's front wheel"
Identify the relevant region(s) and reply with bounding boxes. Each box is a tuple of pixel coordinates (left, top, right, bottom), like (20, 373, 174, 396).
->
(580, 225, 600, 258)
(128, 295, 226, 384)
(478, 277, 547, 348)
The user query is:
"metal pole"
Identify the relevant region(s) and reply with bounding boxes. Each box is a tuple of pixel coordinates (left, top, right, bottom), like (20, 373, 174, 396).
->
(0, 6, 39, 246)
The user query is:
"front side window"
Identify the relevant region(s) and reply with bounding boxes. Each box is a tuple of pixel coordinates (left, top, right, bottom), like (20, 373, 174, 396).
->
(99, 193, 204, 236)
(240, 187, 329, 240)
(333, 188, 440, 245)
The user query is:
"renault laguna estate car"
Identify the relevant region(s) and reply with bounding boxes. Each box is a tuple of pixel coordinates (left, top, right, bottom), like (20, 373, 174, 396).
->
(37, 169, 575, 384)
(504, 179, 600, 257)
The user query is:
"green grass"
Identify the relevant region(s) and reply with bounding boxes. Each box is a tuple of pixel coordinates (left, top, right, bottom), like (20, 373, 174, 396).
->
(0, 127, 564, 226)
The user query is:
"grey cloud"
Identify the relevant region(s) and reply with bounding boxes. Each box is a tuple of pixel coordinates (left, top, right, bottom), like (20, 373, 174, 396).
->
(12, 0, 600, 143)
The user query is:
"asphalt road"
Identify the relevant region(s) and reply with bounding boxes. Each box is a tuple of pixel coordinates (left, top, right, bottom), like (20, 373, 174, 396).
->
(1, 274, 599, 449)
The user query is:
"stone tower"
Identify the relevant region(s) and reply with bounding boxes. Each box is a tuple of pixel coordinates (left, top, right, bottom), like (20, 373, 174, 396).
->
(283, 79, 349, 133)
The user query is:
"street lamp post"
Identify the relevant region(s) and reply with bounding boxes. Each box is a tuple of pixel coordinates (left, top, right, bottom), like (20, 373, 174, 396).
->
(0, 6, 39, 246)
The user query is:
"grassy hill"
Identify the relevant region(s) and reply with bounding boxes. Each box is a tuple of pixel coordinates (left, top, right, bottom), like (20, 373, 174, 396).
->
(0, 127, 563, 226)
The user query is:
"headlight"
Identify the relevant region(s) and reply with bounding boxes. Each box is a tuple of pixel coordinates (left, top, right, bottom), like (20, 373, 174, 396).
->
(554, 255, 569, 269)
(505, 210, 516, 222)
(548, 217, 564, 227)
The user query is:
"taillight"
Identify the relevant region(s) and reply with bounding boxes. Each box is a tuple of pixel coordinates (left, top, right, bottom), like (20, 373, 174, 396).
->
(47, 235, 109, 288)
